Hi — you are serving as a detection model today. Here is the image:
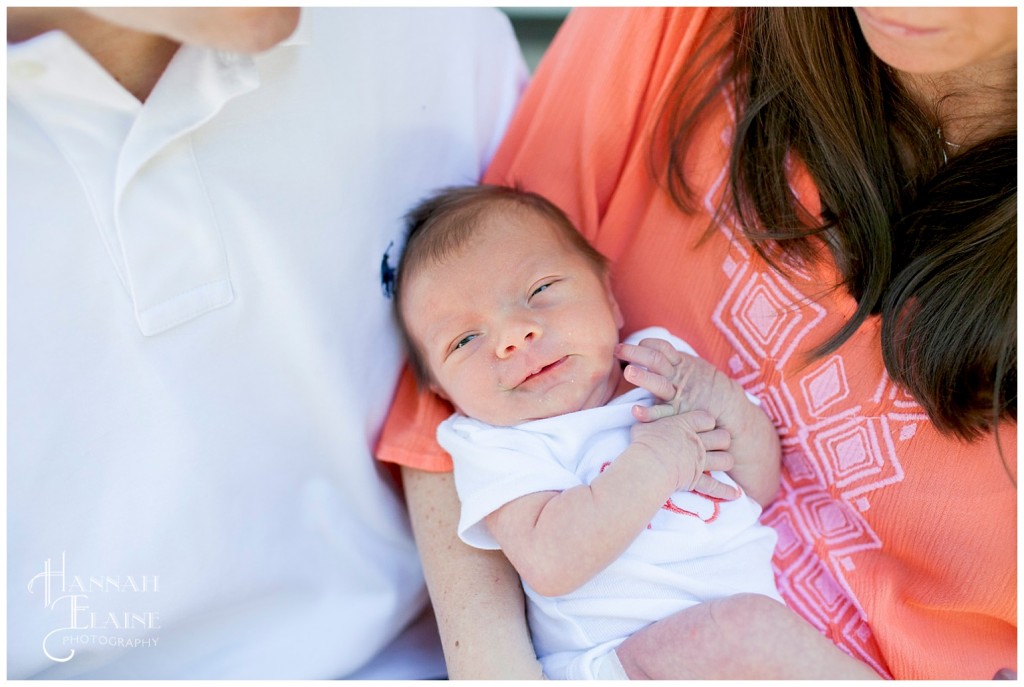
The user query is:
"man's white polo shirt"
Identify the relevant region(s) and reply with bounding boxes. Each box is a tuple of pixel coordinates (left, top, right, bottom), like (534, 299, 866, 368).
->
(8, 8, 526, 678)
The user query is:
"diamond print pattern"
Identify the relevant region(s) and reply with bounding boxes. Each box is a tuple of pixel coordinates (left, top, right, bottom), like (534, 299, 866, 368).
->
(713, 261, 828, 371)
(712, 238, 902, 677)
(801, 356, 850, 417)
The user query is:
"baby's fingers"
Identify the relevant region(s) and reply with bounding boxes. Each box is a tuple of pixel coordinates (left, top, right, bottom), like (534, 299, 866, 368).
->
(622, 364, 679, 403)
(637, 337, 684, 365)
(698, 428, 731, 453)
(703, 449, 735, 473)
(691, 469, 741, 500)
(624, 364, 676, 402)
(632, 401, 676, 423)
(616, 340, 679, 378)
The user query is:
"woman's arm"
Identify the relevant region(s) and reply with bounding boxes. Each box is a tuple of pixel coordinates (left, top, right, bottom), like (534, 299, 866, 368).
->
(400, 466, 544, 679)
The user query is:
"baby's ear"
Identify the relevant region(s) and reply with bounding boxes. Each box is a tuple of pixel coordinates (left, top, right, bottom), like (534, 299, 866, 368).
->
(612, 297, 625, 330)
(605, 275, 625, 329)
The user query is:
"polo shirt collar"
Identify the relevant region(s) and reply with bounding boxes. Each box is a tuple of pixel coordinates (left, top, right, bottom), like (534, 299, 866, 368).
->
(8, 17, 309, 336)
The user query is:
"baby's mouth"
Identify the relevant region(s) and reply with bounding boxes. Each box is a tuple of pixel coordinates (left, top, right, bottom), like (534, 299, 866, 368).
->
(518, 356, 569, 387)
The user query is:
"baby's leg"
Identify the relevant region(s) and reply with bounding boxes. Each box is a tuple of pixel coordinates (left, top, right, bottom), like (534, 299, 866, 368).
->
(615, 593, 880, 680)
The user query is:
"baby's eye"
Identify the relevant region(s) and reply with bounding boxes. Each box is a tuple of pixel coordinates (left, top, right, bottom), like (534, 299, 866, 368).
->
(530, 282, 555, 299)
(454, 334, 477, 350)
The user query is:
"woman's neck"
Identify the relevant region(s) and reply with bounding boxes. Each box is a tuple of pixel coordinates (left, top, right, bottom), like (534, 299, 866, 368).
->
(899, 53, 1017, 147)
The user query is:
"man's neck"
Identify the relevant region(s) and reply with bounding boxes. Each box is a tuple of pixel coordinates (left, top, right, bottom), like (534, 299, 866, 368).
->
(8, 8, 179, 102)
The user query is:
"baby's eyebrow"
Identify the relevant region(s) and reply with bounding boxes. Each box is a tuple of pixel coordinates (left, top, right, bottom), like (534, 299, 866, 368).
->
(426, 319, 467, 359)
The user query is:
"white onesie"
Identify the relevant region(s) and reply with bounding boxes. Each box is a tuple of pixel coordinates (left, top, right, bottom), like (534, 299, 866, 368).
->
(439, 327, 783, 679)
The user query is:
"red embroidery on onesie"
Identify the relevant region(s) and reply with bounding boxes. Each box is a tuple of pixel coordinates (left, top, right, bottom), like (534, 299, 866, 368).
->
(599, 462, 725, 525)
(662, 491, 725, 523)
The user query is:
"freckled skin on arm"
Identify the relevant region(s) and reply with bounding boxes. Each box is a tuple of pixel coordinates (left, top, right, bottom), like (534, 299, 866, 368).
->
(401, 466, 544, 679)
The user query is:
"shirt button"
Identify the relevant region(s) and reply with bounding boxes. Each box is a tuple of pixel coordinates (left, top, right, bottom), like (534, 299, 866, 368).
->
(10, 60, 46, 79)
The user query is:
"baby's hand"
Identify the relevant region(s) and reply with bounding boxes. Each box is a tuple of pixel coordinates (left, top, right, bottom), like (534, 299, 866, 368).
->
(616, 338, 749, 425)
(617, 337, 782, 507)
(629, 410, 739, 500)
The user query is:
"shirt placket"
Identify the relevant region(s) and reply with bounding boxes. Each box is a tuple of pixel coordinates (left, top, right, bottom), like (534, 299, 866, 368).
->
(114, 48, 260, 335)
(10, 33, 261, 336)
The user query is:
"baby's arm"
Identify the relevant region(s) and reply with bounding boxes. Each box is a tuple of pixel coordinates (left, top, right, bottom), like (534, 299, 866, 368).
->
(485, 410, 735, 597)
(616, 338, 781, 507)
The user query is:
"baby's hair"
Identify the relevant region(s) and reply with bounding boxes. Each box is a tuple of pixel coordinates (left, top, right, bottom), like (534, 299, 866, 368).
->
(394, 184, 609, 389)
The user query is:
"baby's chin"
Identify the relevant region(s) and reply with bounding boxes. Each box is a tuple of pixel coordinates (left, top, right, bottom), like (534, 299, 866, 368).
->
(466, 376, 623, 427)
(457, 403, 553, 428)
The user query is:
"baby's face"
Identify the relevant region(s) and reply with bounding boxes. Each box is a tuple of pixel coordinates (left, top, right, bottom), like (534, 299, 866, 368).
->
(402, 211, 624, 426)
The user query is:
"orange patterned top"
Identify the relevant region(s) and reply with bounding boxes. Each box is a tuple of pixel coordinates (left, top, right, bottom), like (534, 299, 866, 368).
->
(377, 8, 1016, 679)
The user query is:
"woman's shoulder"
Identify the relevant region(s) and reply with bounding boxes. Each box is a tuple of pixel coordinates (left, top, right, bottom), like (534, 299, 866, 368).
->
(541, 8, 725, 86)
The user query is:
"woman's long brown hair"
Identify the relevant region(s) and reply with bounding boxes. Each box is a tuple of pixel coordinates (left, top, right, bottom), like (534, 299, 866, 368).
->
(659, 8, 1016, 443)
